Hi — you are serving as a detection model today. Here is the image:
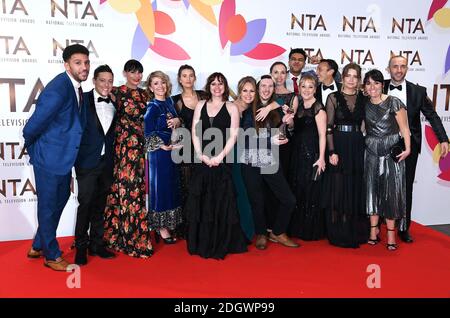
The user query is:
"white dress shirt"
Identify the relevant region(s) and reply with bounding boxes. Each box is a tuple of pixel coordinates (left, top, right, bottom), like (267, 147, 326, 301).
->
(93, 90, 115, 155)
(66, 71, 82, 106)
(387, 81, 407, 107)
(320, 80, 337, 106)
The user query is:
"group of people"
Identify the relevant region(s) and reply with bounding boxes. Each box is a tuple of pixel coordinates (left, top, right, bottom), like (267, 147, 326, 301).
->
(23, 44, 449, 271)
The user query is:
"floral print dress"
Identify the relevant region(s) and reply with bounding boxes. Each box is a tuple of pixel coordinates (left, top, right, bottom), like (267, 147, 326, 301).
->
(103, 85, 154, 258)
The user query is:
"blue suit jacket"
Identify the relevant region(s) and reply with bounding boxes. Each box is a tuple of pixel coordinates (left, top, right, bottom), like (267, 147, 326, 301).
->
(75, 90, 116, 172)
(23, 72, 86, 175)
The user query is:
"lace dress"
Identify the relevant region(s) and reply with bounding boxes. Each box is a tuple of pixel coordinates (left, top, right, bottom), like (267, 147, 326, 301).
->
(323, 91, 369, 247)
(289, 100, 326, 240)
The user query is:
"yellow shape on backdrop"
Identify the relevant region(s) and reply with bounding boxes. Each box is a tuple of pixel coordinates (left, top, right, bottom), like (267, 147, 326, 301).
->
(432, 145, 442, 163)
(108, 0, 141, 14)
(189, 0, 217, 25)
(136, 0, 155, 44)
(434, 8, 450, 28)
(199, 0, 223, 5)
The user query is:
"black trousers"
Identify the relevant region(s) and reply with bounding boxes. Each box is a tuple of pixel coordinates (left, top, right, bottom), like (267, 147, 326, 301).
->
(404, 142, 419, 232)
(75, 157, 112, 249)
(241, 164, 296, 236)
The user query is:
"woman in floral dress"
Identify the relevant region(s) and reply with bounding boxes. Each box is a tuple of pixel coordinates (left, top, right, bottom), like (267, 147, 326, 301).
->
(103, 60, 154, 258)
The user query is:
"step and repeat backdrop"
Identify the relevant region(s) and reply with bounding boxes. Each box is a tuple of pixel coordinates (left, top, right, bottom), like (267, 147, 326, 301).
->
(1, 0, 449, 241)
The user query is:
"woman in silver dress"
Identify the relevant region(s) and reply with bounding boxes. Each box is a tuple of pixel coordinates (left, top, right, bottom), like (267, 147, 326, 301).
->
(363, 69, 411, 251)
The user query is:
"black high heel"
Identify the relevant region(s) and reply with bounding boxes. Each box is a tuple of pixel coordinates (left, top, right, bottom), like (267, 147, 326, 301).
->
(155, 231, 177, 245)
(368, 224, 380, 245)
(386, 228, 398, 251)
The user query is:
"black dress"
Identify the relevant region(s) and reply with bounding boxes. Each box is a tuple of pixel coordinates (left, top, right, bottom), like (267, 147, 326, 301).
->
(185, 102, 248, 259)
(289, 100, 326, 241)
(323, 92, 369, 248)
(172, 91, 206, 237)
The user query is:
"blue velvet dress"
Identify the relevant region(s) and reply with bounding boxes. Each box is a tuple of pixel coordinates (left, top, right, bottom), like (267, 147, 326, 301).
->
(144, 97, 183, 231)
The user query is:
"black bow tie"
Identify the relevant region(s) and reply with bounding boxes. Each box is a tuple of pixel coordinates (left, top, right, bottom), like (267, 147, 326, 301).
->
(97, 96, 111, 103)
(389, 84, 402, 91)
(323, 84, 334, 91)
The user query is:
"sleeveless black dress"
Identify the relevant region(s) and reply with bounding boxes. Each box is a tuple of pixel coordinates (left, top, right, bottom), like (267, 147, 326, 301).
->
(185, 102, 248, 259)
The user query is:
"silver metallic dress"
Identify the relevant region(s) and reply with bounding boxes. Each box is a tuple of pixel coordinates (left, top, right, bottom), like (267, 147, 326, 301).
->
(364, 96, 407, 230)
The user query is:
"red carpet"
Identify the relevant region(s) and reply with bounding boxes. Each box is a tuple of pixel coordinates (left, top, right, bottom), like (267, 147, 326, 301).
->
(0, 222, 449, 298)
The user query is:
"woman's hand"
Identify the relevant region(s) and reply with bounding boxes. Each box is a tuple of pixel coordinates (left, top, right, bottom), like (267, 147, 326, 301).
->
(167, 118, 181, 129)
(200, 154, 212, 166)
(396, 148, 411, 162)
(160, 144, 173, 151)
(282, 113, 294, 127)
(255, 105, 271, 121)
(329, 154, 339, 166)
(313, 157, 326, 175)
(209, 154, 224, 167)
(271, 135, 289, 145)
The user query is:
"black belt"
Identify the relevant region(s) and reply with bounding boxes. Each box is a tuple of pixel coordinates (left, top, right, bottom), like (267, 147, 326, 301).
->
(336, 125, 360, 132)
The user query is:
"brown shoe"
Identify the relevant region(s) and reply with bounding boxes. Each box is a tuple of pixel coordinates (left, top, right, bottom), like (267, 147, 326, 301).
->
(27, 248, 43, 258)
(44, 257, 70, 271)
(268, 232, 299, 248)
(255, 235, 268, 250)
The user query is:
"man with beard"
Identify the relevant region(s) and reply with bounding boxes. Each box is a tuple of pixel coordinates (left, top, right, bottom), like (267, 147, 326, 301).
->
(384, 55, 449, 243)
(23, 44, 90, 271)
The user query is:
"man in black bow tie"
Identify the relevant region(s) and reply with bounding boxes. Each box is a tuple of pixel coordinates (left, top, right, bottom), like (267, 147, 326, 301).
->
(384, 55, 449, 243)
(74, 65, 117, 265)
(315, 59, 341, 105)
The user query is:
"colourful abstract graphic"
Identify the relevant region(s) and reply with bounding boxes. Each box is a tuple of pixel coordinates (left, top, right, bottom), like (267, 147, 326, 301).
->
(103, 0, 190, 60)
(425, 124, 450, 181)
(218, 0, 285, 59)
(103, 0, 285, 61)
(427, 0, 450, 74)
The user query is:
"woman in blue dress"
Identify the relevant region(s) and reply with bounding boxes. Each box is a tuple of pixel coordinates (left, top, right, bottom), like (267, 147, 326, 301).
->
(144, 71, 183, 244)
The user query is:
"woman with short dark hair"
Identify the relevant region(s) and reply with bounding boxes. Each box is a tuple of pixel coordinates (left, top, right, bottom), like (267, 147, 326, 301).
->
(104, 59, 154, 258)
(363, 69, 411, 251)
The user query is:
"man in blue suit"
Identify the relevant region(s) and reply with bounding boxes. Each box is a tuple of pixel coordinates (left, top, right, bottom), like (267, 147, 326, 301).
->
(73, 65, 116, 265)
(23, 44, 90, 271)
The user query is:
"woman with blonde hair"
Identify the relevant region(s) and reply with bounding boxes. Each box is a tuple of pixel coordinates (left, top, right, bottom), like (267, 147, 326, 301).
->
(144, 70, 183, 245)
(288, 74, 327, 241)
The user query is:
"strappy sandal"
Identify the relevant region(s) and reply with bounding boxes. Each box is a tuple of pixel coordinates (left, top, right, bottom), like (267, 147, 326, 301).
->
(367, 224, 380, 245)
(386, 228, 398, 251)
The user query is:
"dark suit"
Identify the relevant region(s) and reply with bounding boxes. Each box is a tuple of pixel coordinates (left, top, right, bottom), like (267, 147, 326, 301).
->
(384, 80, 448, 231)
(315, 82, 342, 106)
(23, 72, 86, 261)
(74, 90, 116, 250)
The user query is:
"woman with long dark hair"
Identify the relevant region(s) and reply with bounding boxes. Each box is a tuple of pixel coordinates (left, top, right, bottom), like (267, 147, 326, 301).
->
(323, 63, 369, 248)
(185, 72, 248, 259)
(171, 65, 207, 238)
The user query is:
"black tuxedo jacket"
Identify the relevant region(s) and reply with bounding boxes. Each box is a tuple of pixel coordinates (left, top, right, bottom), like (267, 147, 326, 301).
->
(383, 80, 448, 153)
(315, 82, 342, 106)
(75, 90, 116, 171)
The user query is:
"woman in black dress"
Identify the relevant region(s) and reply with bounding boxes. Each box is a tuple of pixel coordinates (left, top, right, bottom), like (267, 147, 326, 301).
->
(171, 65, 206, 238)
(185, 72, 248, 259)
(324, 63, 368, 248)
(289, 74, 327, 241)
